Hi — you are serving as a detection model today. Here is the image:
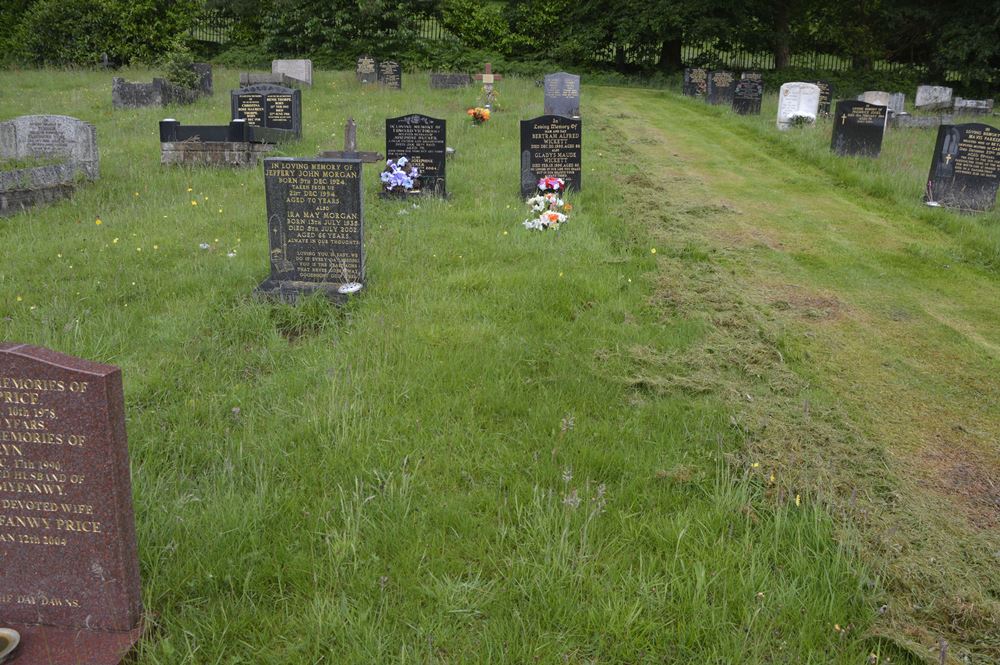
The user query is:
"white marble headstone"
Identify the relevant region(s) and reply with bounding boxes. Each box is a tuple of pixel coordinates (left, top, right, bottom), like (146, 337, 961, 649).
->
(915, 86, 953, 111)
(272, 59, 313, 86)
(776, 82, 821, 130)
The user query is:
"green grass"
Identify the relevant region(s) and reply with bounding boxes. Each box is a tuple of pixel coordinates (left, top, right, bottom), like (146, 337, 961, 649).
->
(2, 67, 984, 663)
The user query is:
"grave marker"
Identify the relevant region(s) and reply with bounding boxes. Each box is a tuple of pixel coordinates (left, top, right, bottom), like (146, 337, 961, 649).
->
(271, 59, 312, 86)
(813, 80, 834, 116)
(707, 70, 736, 105)
(0, 343, 143, 664)
(319, 118, 383, 162)
(683, 68, 708, 98)
(378, 60, 402, 89)
(741, 71, 764, 82)
(356, 56, 377, 84)
(520, 115, 582, 197)
(732, 80, 763, 115)
(776, 82, 821, 130)
(915, 86, 953, 111)
(255, 158, 365, 302)
(430, 73, 471, 89)
(858, 91, 891, 107)
(544, 72, 581, 117)
(924, 123, 1000, 212)
(831, 100, 888, 158)
(385, 114, 447, 196)
(474, 63, 503, 108)
(230, 84, 302, 139)
(953, 98, 994, 115)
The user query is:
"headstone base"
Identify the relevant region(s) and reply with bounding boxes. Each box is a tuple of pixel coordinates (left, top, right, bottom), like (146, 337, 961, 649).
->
(254, 279, 361, 304)
(160, 141, 274, 167)
(0, 182, 76, 217)
(9, 623, 142, 665)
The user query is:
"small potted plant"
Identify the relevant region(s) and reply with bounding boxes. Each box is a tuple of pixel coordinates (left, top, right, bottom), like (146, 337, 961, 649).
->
(380, 156, 420, 198)
(467, 106, 491, 125)
(522, 176, 572, 231)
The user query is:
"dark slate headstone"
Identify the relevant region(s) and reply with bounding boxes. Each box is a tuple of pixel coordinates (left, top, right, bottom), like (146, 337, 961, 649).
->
(683, 68, 708, 98)
(378, 60, 402, 89)
(430, 73, 471, 89)
(256, 158, 365, 302)
(925, 123, 1000, 212)
(0, 343, 143, 664)
(831, 100, 888, 158)
(356, 56, 378, 84)
(543, 72, 581, 117)
(732, 80, 763, 115)
(385, 114, 447, 197)
(230, 84, 302, 139)
(520, 115, 582, 198)
(814, 80, 834, 116)
(707, 70, 736, 105)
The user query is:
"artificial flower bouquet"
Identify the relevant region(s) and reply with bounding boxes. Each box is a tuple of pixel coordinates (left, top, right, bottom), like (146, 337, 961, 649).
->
(467, 107, 491, 125)
(523, 177, 572, 231)
(380, 157, 420, 194)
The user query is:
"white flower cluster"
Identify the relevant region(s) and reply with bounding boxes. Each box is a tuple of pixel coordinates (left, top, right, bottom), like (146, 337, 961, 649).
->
(522, 192, 570, 231)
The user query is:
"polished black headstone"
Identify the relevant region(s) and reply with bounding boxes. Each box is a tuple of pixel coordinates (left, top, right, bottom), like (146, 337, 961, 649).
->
(683, 68, 708, 98)
(543, 72, 581, 117)
(519, 115, 582, 197)
(256, 158, 364, 303)
(924, 123, 1000, 212)
(830, 100, 888, 158)
(707, 71, 736, 105)
(378, 60, 402, 89)
(230, 84, 302, 139)
(814, 80, 834, 116)
(385, 114, 447, 196)
(732, 80, 763, 115)
(356, 55, 377, 84)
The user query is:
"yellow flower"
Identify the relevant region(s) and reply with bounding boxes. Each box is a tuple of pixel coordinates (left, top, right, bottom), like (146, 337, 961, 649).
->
(503, 231, 508, 235)
(795, 494, 801, 506)
(751, 462, 760, 468)
(769, 473, 775, 483)
(651, 248, 657, 254)
(191, 200, 198, 206)
(187, 187, 193, 192)
(153, 245, 159, 250)
(95, 218, 102, 225)
(134, 192, 139, 197)
(113, 238, 119, 244)
(16, 296, 22, 302)
(218, 208, 223, 213)
(136, 247, 142, 252)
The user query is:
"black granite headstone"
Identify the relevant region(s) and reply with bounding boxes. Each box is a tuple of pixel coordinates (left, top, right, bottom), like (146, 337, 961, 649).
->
(683, 68, 708, 98)
(814, 80, 834, 116)
(924, 123, 1000, 212)
(356, 56, 377, 84)
(543, 72, 581, 117)
(385, 114, 447, 196)
(520, 115, 582, 197)
(830, 100, 888, 158)
(707, 70, 736, 105)
(378, 60, 402, 89)
(255, 158, 365, 302)
(430, 73, 471, 89)
(732, 80, 763, 115)
(230, 84, 302, 139)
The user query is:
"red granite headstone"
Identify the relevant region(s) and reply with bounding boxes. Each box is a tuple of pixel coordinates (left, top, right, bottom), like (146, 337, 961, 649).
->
(0, 343, 142, 664)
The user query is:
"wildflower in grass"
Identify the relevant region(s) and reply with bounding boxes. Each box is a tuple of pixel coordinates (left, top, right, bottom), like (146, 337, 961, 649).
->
(95, 218, 102, 225)
(562, 489, 581, 509)
(191, 200, 198, 206)
(187, 187, 193, 192)
(153, 245, 159, 250)
(113, 238, 119, 244)
(136, 247, 141, 252)
(227, 251, 236, 258)
(134, 192, 139, 197)
(16, 296, 22, 302)
(562, 466, 573, 484)
(199, 243, 210, 250)
(751, 462, 760, 468)
(651, 248, 657, 254)
(795, 494, 801, 506)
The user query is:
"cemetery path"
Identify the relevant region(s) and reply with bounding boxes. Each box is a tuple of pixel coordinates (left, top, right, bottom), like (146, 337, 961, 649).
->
(592, 87, 1000, 662)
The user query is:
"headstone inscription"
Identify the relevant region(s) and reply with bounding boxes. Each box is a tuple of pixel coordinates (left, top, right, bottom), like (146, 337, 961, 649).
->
(707, 70, 736, 105)
(356, 56, 377, 84)
(255, 158, 365, 302)
(776, 82, 821, 130)
(741, 71, 764, 82)
(543, 72, 581, 117)
(378, 60, 402, 89)
(230, 84, 302, 139)
(520, 115, 582, 198)
(953, 98, 994, 115)
(915, 85, 953, 111)
(385, 115, 447, 196)
(271, 59, 312, 86)
(831, 100, 888, 158)
(0, 343, 143, 664)
(924, 123, 1000, 212)
(683, 68, 708, 98)
(430, 73, 471, 89)
(813, 80, 834, 116)
(732, 80, 763, 115)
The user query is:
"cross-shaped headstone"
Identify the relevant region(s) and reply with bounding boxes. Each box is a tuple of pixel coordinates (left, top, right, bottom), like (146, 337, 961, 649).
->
(474, 63, 504, 108)
(319, 117, 383, 162)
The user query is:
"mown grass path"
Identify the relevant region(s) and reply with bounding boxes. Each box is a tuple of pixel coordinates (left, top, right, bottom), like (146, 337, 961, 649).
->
(593, 86, 1000, 663)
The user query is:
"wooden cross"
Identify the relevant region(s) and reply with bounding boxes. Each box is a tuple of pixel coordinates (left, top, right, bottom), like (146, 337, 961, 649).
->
(319, 117, 383, 162)
(474, 63, 503, 107)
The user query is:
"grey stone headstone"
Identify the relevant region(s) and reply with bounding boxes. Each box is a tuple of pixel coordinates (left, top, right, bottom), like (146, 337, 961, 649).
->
(430, 73, 471, 89)
(857, 91, 891, 107)
(543, 72, 581, 117)
(272, 59, 312, 86)
(378, 60, 402, 89)
(888, 93, 906, 116)
(0, 115, 98, 179)
(953, 98, 994, 115)
(357, 56, 378, 84)
(915, 86, 953, 111)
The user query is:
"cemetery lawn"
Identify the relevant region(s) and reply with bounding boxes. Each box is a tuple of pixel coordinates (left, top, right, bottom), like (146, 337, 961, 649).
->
(0, 68, 996, 664)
